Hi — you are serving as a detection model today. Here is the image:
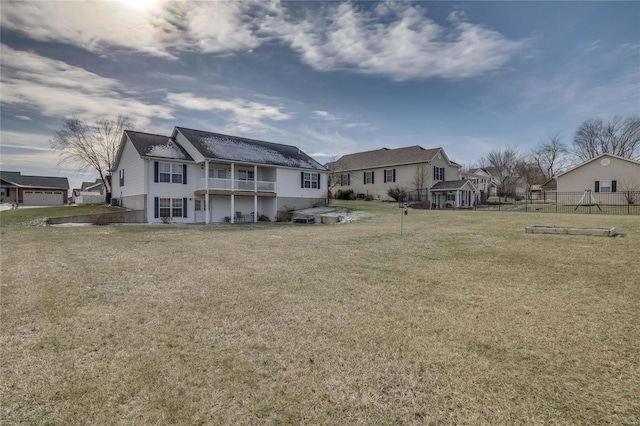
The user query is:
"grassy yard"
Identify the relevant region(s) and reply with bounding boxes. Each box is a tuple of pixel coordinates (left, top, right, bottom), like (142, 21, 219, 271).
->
(1, 202, 639, 424)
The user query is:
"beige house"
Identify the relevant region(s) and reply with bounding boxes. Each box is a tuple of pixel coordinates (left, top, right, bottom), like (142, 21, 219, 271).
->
(556, 153, 640, 204)
(327, 146, 462, 204)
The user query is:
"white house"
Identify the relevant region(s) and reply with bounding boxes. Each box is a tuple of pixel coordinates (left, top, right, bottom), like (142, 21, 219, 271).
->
(111, 127, 328, 223)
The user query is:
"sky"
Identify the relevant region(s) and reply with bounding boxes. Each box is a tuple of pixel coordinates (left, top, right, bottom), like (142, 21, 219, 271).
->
(1, 0, 639, 191)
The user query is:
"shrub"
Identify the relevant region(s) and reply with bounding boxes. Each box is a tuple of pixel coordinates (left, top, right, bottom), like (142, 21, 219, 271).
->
(364, 194, 374, 201)
(387, 186, 405, 201)
(335, 189, 354, 200)
(276, 205, 294, 222)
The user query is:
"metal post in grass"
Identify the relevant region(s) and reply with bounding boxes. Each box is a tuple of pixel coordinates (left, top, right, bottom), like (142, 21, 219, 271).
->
(401, 201, 408, 235)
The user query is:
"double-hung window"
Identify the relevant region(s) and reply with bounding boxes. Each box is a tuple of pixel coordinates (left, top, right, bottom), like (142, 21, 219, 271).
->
(155, 197, 187, 218)
(384, 169, 396, 183)
(364, 171, 374, 184)
(340, 174, 350, 186)
(158, 162, 184, 183)
(596, 180, 616, 193)
(208, 168, 227, 179)
(302, 172, 320, 189)
(238, 170, 255, 181)
(434, 166, 445, 181)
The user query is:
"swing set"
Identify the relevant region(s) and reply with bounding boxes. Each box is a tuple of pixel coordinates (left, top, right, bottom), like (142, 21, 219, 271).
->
(574, 190, 602, 212)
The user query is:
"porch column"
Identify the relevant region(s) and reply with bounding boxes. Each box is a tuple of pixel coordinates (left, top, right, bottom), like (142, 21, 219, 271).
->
(254, 165, 258, 223)
(456, 190, 460, 208)
(231, 194, 235, 224)
(205, 161, 210, 224)
(230, 163, 235, 223)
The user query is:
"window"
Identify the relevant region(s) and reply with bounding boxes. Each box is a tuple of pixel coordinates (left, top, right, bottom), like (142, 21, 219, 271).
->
(340, 174, 350, 186)
(302, 172, 320, 189)
(195, 199, 202, 211)
(434, 166, 445, 181)
(157, 162, 184, 183)
(157, 197, 186, 218)
(238, 170, 255, 180)
(172, 198, 183, 217)
(364, 171, 374, 184)
(159, 198, 171, 217)
(384, 169, 396, 183)
(446, 193, 456, 201)
(208, 168, 227, 178)
(119, 169, 124, 186)
(0, 189, 5, 196)
(596, 180, 616, 193)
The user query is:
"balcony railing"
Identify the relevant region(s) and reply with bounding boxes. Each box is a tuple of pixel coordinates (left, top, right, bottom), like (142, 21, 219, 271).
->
(196, 178, 276, 193)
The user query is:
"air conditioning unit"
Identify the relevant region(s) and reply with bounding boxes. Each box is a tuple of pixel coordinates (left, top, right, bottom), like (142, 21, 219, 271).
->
(110, 198, 120, 207)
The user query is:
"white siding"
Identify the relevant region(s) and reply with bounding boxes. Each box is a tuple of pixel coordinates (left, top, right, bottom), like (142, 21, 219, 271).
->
(146, 161, 199, 223)
(113, 137, 146, 199)
(276, 168, 327, 199)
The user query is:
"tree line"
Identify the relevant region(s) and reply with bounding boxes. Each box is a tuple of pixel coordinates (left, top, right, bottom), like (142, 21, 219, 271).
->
(476, 115, 640, 196)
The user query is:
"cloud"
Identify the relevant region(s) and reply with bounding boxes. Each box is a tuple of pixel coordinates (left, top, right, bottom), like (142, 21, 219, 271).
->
(165, 92, 292, 133)
(1, 45, 174, 126)
(270, 2, 528, 80)
(2, 1, 526, 81)
(0, 1, 170, 57)
(0, 0, 273, 57)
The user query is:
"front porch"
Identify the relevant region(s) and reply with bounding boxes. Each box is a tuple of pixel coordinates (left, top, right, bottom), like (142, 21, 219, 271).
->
(194, 194, 277, 224)
(430, 180, 477, 209)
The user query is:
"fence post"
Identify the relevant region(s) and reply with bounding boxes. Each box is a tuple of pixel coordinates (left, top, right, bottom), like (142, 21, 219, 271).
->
(629, 191, 631, 215)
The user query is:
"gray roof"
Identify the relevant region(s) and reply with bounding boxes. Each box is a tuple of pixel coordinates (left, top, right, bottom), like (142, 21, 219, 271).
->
(125, 130, 194, 161)
(0, 171, 69, 189)
(431, 179, 474, 191)
(176, 127, 326, 171)
(328, 146, 442, 170)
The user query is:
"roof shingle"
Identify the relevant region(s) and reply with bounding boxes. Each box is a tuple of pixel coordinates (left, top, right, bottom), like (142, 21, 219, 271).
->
(328, 146, 442, 170)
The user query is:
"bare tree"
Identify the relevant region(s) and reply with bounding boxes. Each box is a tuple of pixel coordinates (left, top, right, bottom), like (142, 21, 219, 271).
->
(51, 115, 134, 194)
(517, 161, 546, 192)
(412, 164, 430, 201)
(572, 115, 640, 162)
(531, 134, 569, 180)
(481, 147, 525, 197)
(325, 156, 358, 197)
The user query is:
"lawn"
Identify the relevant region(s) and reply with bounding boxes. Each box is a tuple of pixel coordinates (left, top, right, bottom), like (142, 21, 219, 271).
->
(1, 202, 639, 424)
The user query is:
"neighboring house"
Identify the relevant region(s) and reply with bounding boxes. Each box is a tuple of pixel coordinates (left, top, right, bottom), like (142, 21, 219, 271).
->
(111, 127, 328, 223)
(556, 153, 640, 204)
(461, 168, 496, 204)
(0, 171, 69, 205)
(541, 177, 557, 191)
(73, 179, 107, 204)
(326, 146, 461, 204)
(430, 179, 477, 208)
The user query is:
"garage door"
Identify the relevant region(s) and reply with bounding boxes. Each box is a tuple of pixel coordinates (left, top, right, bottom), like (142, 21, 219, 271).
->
(23, 190, 64, 205)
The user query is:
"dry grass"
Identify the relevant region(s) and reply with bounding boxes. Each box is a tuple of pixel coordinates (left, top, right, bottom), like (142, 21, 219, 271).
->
(1, 202, 639, 424)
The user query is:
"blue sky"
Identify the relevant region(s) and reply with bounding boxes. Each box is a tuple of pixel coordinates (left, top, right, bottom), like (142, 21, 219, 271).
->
(1, 0, 639, 190)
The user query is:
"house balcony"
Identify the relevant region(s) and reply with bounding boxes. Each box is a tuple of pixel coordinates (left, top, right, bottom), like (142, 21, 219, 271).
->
(195, 178, 277, 197)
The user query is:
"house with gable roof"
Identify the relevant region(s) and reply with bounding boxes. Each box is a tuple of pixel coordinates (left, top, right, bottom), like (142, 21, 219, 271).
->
(111, 127, 328, 223)
(0, 171, 69, 205)
(556, 153, 640, 204)
(326, 146, 469, 207)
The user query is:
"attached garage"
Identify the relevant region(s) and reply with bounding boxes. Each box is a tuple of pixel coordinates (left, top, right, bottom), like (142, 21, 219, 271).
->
(1, 171, 69, 206)
(22, 190, 65, 205)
